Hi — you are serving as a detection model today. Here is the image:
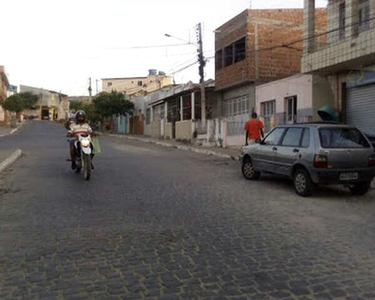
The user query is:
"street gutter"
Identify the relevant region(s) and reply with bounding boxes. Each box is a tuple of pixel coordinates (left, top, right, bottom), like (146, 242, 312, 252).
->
(107, 134, 241, 161)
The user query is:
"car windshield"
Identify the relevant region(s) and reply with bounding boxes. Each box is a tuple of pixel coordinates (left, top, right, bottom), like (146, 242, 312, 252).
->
(319, 128, 370, 148)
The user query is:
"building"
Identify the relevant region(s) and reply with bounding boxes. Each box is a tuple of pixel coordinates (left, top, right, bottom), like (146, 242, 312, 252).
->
(0, 66, 10, 125)
(101, 69, 172, 98)
(20, 85, 69, 121)
(302, 0, 375, 135)
(214, 8, 327, 145)
(256, 74, 334, 133)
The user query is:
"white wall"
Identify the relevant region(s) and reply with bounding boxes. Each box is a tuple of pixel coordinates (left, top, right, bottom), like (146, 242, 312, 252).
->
(255, 74, 313, 115)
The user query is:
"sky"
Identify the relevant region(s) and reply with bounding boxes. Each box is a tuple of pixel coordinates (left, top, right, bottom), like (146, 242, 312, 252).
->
(0, 0, 328, 96)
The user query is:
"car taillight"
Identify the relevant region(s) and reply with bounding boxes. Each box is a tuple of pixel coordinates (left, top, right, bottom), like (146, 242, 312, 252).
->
(369, 155, 375, 167)
(314, 155, 328, 168)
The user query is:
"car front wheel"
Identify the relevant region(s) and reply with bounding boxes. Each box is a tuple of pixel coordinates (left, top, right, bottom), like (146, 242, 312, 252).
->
(242, 158, 260, 180)
(294, 168, 313, 197)
(349, 182, 371, 196)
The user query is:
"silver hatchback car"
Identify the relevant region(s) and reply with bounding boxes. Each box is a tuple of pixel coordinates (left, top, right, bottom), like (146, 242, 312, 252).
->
(240, 123, 375, 197)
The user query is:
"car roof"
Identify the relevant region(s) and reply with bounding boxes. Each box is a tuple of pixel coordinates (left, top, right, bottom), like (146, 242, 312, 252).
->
(275, 123, 358, 129)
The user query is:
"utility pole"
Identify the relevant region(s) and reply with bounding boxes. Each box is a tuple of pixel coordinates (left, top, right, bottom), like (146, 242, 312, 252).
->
(88, 77, 92, 102)
(196, 23, 206, 126)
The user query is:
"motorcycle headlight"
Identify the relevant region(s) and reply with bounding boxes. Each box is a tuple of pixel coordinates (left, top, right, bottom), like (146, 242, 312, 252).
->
(81, 139, 90, 147)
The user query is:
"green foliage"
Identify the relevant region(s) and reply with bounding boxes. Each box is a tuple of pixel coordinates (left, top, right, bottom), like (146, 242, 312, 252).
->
(1, 95, 24, 113)
(69, 100, 85, 112)
(18, 92, 39, 109)
(93, 91, 134, 120)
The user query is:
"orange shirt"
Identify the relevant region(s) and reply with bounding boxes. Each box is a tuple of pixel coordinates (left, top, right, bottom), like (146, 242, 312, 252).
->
(244, 119, 264, 140)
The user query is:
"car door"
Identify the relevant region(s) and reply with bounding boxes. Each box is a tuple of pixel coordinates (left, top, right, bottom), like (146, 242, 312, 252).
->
(254, 127, 286, 173)
(274, 127, 305, 175)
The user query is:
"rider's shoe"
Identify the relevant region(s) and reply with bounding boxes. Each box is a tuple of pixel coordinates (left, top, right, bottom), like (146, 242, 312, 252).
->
(71, 161, 77, 170)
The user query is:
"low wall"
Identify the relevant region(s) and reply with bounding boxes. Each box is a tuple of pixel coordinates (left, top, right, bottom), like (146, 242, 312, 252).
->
(176, 120, 192, 141)
(151, 120, 161, 138)
(165, 123, 173, 139)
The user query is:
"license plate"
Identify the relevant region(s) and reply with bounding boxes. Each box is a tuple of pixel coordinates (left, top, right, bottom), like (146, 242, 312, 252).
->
(340, 172, 358, 181)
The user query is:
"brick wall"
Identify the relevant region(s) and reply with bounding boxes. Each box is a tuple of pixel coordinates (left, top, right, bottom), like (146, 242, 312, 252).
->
(215, 8, 327, 90)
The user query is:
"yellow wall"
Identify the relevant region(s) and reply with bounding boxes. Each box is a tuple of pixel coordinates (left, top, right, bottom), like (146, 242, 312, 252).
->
(165, 123, 173, 139)
(151, 120, 161, 138)
(176, 120, 192, 141)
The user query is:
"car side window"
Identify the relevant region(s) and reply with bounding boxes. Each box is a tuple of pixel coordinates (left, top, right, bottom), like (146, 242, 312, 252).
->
(281, 128, 304, 147)
(301, 128, 310, 148)
(263, 128, 285, 146)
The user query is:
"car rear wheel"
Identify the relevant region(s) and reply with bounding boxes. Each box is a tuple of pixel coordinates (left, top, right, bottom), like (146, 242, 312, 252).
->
(294, 168, 313, 197)
(349, 182, 371, 196)
(242, 158, 260, 180)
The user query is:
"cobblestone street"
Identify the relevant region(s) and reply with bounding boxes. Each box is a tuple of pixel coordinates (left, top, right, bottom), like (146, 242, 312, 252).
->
(1, 121, 375, 300)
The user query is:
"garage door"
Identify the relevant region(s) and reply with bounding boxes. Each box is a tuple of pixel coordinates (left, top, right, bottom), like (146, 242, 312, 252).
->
(346, 84, 375, 135)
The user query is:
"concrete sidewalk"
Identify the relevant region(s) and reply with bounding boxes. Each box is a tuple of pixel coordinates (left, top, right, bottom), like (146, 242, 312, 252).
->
(0, 121, 25, 137)
(107, 133, 242, 161)
(0, 149, 22, 173)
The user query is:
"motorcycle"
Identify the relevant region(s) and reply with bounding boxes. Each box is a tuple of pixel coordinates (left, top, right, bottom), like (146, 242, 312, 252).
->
(68, 134, 93, 180)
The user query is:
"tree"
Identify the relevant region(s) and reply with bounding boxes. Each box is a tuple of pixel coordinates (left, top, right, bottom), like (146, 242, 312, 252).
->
(93, 91, 134, 132)
(93, 91, 134, 120)
(69, 100, 85, 112)
(1, 94, 24, 113)
(18, 92, 39, 109)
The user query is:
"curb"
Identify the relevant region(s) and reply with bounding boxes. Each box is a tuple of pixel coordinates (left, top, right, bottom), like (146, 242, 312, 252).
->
(0, 120, 26, 137)
(108, 134, 240, 161)
(0, 149, 22, 174)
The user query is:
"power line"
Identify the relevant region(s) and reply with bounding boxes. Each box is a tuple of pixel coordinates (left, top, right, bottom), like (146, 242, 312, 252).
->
(167, 61, 200, 76)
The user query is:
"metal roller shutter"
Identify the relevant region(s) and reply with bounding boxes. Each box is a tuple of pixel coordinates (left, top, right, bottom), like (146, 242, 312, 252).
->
(346, 84, 375, 135)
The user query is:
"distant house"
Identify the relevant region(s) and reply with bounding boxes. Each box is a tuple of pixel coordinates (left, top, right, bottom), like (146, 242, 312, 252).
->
(101, 69, 172, 98)
(20, 85, 69, 121)
(0, 66, 10, 125)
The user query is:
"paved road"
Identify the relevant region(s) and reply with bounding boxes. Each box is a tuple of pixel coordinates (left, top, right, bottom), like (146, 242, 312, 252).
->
(1, 121, 375, 300)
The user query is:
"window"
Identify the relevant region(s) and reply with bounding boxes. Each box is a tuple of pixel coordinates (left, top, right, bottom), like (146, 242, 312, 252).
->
(301, 128, 310, 147)
(216, 49, 223, 70)
(107, 82, 112, 87)
(221, 37, 246, 68)
(224, 45, 233, 67)
(319, 128, 370, 148)
(146, 108, 151, 125)
(281, 128, 304, 147)
(263, 128, 285, 146)
(138, 81, 143, 86)
(359, 0, 370, 33)
(234, 37, 246, 63)
(339, 2, 346, 40)
(224, 95, 250, 117)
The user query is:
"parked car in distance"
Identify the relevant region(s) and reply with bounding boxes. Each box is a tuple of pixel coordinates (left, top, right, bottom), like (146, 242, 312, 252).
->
(240, 123, 375, 197)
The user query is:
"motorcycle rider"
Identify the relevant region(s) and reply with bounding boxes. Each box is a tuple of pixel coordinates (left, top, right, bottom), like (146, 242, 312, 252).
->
(67, 110, 94, 170)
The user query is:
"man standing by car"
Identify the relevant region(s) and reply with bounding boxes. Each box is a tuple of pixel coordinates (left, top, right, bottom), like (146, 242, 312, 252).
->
(244, 112, 264, 145)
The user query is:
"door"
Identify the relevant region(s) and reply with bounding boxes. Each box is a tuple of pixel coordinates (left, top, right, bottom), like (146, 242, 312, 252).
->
(274, 127, 306, 175)
(346, 84, 375, 135)
(285, 96, 297, 124)
(253, 127, 286, 173)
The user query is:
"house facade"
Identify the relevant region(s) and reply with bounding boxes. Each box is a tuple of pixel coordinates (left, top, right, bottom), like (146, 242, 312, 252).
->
(302, 0, 375, 135)
(0, 66, 10, 125)
(215, 8, 327, 146)
(256, 74, 334, 133)
(20, 85, 69, 121)
(102, 69, 172, 98)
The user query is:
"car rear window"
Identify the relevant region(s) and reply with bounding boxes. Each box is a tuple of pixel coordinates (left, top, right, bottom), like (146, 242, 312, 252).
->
(319, 128, 370, 148)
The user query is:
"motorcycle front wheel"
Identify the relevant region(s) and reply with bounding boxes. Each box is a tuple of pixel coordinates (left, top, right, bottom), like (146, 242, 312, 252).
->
(83, 154, 91, 181)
